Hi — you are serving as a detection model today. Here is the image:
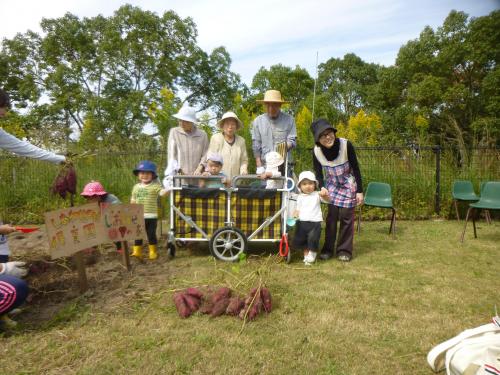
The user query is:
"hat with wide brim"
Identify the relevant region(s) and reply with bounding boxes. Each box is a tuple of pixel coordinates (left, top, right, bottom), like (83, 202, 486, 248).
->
(311, 118, 337, 143)
(256, 90, 289, 104)
(216, 111, 243, 130)
(81, 181, 107, 196)
(297, 171, 318, 192)
(133, 160, 158, 177)
(173, 106, 198, 123)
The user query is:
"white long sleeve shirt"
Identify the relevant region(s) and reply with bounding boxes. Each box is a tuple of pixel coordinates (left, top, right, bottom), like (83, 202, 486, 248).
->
(0, 128, 65, 164)
(297, 191, 323, 222)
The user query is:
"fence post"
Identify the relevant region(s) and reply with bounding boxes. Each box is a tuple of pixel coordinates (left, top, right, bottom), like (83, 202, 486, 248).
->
(433, 145, 441, 215)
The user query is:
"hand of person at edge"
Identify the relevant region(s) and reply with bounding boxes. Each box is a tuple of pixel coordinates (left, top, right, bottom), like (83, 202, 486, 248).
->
(356, 193, 364, 206)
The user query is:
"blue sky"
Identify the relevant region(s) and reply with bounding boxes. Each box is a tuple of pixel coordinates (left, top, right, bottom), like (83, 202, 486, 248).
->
(0, 0, 498, 85)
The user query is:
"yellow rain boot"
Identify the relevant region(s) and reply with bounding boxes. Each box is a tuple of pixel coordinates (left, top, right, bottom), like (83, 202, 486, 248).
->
(131, 245, 142, 258)
(148, 245, 158, 260)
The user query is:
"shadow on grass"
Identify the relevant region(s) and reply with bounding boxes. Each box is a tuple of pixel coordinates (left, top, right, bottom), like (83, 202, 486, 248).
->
(1, 297, 91, 337)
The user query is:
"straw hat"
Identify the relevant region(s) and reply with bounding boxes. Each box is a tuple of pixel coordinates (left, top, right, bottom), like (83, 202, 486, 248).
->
(173, 106, 198, 123)
(256, 90, 288, 104)
(216, 111, 243, 130)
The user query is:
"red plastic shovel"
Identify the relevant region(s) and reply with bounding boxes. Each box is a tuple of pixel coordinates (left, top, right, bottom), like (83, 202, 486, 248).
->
(15, 226, 40, 233)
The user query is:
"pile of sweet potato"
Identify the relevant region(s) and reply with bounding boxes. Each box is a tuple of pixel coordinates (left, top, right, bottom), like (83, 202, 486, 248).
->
(173, 285, 272, 321)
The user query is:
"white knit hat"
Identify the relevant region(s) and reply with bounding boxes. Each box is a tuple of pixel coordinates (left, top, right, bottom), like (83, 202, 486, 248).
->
(173, 106, 198, 123)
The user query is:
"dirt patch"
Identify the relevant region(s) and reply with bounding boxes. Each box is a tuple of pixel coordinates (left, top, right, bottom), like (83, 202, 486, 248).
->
(7, 226, 178, 327)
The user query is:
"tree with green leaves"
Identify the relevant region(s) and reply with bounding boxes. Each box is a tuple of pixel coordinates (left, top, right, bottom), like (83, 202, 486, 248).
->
(395, 10, 500, 155)
(0, 5, 242, 150)
(250, 64, 314, 115)
(317, 53, 380, 122)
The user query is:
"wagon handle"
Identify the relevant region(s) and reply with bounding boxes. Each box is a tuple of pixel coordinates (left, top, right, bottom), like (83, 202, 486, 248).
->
(231, 175, 295, 192)
(279, 234, 289, 257)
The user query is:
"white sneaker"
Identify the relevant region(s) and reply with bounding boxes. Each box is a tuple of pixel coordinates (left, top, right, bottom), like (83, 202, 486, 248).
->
(303, 253, 315, 264)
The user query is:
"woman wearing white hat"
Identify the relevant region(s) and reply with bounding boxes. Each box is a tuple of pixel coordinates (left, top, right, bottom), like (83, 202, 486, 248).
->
(207, 111, 248, 182)
(165, 106, 209, 178)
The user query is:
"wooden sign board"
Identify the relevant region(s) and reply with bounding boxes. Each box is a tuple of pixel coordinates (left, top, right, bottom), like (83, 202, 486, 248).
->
(100, 203, 146, 242)
(45, 203, 146, 259)
(45, 202, 105, 259)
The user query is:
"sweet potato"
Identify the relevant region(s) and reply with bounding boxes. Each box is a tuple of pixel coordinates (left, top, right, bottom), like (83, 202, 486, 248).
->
(199, 290, 214, 314)
(210, 298, 230, 317)
(183, 293, 201, 312)
(247, 298, 263, 320)
(199, 300, 214, 314)
(226, 296, 245, 316)
(65, 164, 77, 194)
(50, 163, 77, 199)
(239, 287, 263, 320)
(260, 287, 272, 313)
(185, 287, 204, 299)
(173, 293, 191, 318)
(212, 287, 231, 303)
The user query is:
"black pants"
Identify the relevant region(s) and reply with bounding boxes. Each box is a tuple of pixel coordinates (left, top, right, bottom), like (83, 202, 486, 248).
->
(321, 205, 355, 258)
(134, 218, 158, 246)
(292, 221, 322, 251)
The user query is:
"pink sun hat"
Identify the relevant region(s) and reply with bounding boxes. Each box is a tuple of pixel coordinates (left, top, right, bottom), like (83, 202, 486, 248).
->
(81, 181, 107, 196)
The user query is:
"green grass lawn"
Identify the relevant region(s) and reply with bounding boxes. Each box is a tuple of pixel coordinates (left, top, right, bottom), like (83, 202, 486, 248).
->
(1, 220, 499, 374)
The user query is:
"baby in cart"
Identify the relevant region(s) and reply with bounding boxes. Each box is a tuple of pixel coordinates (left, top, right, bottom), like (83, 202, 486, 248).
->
(200, 152, 227, 188)
(258, 151, 284, 189)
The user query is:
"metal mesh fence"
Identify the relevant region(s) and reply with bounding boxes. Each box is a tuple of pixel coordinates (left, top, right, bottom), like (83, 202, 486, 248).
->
(1, 146, 499, 223)
(294, 145, 499, 220)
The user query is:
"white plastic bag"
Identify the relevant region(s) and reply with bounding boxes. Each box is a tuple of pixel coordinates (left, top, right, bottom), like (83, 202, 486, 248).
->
(427, 320, 500, 375)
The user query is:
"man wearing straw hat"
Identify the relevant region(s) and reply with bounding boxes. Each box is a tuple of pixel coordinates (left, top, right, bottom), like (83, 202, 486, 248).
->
(251, 90, 297, 177)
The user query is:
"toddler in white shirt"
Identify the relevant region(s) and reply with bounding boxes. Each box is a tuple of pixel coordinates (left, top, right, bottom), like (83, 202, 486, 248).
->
(292, 171, 329, 264)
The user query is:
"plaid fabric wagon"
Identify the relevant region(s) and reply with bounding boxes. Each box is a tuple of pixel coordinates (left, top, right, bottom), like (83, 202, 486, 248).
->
(231, 187, 283, 239)
(173, 188, 227, 238)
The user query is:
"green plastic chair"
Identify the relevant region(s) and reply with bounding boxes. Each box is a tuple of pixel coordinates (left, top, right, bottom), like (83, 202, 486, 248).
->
(480, 182, 492, 224)
(452, 181, 479, 220)
(461, 181, 500, 242)
(357, 182, 396, 238)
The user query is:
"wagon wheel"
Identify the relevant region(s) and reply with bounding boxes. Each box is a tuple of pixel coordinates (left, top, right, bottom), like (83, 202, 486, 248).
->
(167, 243, 176, 259)
(209, 227, 247, 262)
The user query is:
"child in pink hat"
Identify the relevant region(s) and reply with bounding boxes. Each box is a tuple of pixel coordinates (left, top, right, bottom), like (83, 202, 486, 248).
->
(81, 181, 121, 205)
(81, 181, 122, 252)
